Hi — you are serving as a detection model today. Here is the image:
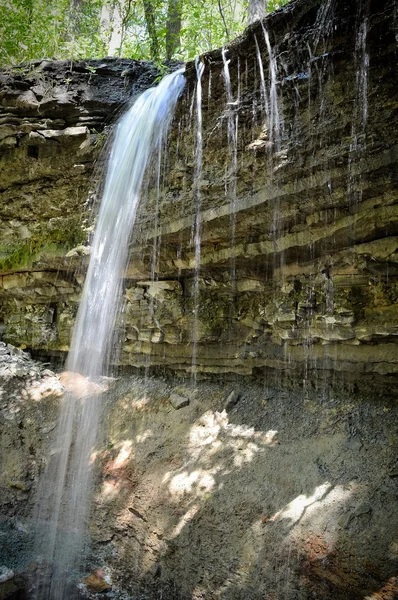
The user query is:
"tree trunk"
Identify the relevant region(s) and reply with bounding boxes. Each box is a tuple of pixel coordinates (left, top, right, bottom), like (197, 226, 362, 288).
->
(165, 0, 182, 60)
(143, 0, 160, 61)
(166, 0, 182, 60)
(69, 0, 84, 33)
(247, 0, 267, 24)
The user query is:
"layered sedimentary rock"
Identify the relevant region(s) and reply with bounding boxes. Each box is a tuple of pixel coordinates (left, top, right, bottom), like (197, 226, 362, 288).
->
(0, 0, 397, 382)
(0, 58, 159, 351)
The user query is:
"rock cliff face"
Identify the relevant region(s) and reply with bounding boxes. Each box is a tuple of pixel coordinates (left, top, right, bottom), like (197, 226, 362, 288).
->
(0, 0, 397, 382)
(1, 2, 398, 598)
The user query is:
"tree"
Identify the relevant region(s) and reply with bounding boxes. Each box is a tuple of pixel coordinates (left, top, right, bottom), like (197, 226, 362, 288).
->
(247, 0, 289, 25)
(166, 0, 182, 60)
(99, 0, 135, 56)
(248, 0, 266, 24)
(142, 0, 160, 61)
(0, 0, 289, 67)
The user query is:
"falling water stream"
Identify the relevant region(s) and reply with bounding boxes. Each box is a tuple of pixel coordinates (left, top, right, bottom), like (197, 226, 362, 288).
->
(254, 34, 270, 119)
(33, 69, 185, 599)
(261, 22, 282, 147)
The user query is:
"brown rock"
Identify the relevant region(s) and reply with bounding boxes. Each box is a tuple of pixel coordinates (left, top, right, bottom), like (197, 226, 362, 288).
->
(82, 572, 111, 593)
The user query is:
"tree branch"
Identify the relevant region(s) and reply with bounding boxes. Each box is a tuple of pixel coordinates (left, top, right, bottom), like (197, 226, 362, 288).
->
(217, 0, 230, 39)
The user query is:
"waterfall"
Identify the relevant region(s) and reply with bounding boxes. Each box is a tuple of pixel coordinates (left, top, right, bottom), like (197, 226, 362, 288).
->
(32, 68, 185, 599)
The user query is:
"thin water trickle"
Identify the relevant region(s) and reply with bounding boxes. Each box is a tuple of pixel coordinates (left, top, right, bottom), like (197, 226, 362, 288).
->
(261, 22, 282, 148)
(356, 17, 369, 130)
(313, 0, 336, 53)
(33, 68, 185, 599)
(348, 0, 369, 206)
(254, 34, 269, 119)
(191, 58, 205, 380)
(353, 0, 370, 135)
(222, 48, 239, 308)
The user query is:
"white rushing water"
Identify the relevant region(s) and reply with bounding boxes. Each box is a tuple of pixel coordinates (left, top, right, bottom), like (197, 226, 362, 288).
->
(33, 68, 185, 599)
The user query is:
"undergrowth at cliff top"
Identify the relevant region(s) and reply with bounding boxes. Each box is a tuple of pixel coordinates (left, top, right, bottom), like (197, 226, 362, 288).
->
(0, 0, 288, 67)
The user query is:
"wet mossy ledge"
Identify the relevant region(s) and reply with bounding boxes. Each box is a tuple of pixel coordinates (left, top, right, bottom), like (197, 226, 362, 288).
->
(0, 0, 397, 385)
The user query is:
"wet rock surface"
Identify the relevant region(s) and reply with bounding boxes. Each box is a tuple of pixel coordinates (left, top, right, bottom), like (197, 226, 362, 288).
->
(0, 0, 397, 382)
(0, 57, 161, 258)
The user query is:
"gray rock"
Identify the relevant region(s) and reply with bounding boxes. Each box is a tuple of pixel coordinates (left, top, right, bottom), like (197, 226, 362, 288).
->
(355, 502, 372, 516)
(224, 390, 240, 411)
(345, 434, 362, 451)
(169, 393, 190, 410)
(0, 566, 14, 583)
(338, 512, 354, 529)
(42, 369, 55, 377)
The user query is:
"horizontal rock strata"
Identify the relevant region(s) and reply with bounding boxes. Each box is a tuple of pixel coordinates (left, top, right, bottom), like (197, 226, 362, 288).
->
(0, 0, 397, 382)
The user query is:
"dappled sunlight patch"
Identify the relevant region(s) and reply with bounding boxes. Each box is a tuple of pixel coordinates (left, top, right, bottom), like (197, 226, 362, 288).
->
(130, 395, 152, 411)
(96, 439, 136, 504)
(260, 482, 356, 557)
(102, 439, 134, 474)
(26, 375, 64, 402)
(364, 577, 398, 599)
(389, 541, 398, 559)
(189, 410, 227, 449)
(299, 482, 357, 534)
(251, 483, 365, 595)
(58, 371, 104, 399)
(136, 429, 153, 444)
(113, 440, 133, 469)
(263, 429, 278, 445)
(118, 392, 159, 412)
(161, 410, 280, 506)
(188, 410, 277, 462)
(100, 478, 123, 501)
(233, 442, 261, 467)
(169, 469, 217, 498)
(207, 482, 361, 600)
(271, 481, 334, 527)
(171, 504, 200, 537)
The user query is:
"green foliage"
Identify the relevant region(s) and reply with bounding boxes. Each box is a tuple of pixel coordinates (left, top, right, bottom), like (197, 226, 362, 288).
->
(0, 0, 104, 65)
(180, 0, 247, 59)
(115, 0, 249, 61)
(0, 0, 289, 67)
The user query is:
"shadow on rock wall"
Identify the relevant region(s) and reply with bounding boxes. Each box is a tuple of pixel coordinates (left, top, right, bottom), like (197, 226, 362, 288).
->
(87, 377, 398, 600)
